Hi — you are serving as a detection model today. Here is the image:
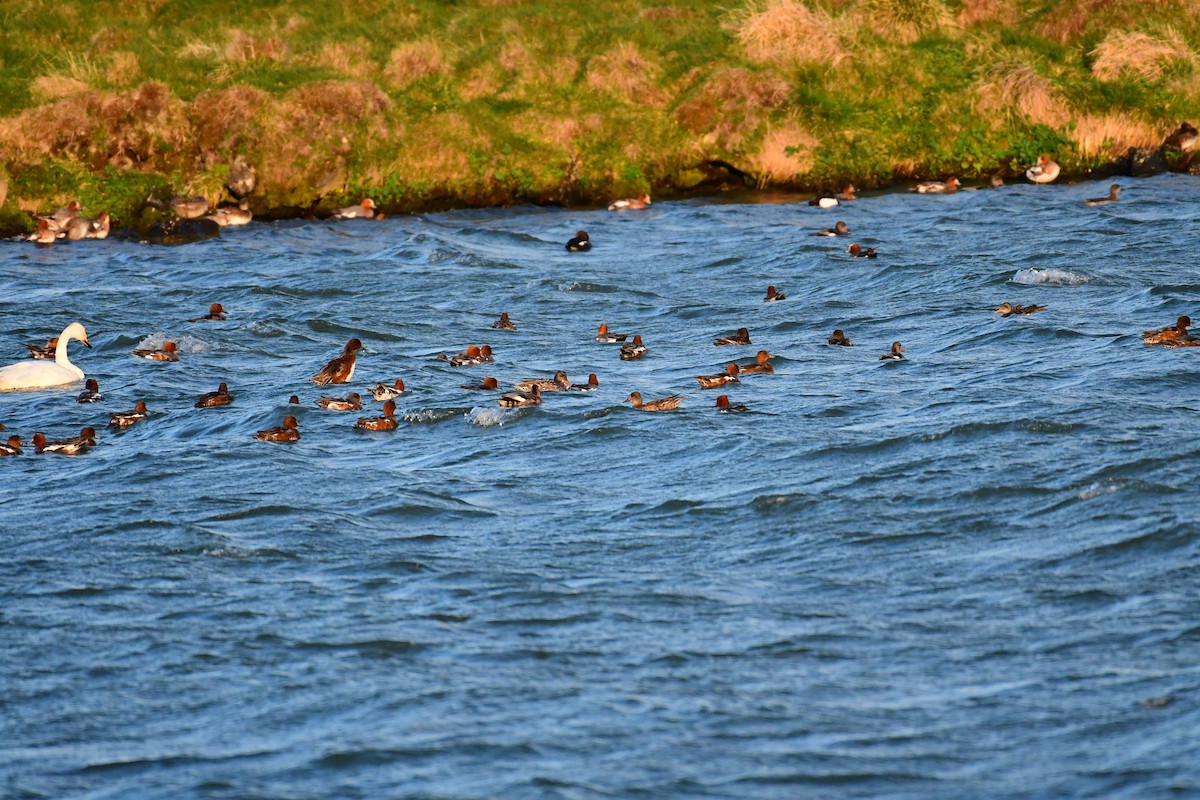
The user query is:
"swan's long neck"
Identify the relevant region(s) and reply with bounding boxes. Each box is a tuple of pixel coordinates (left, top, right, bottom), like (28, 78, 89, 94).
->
(54, 331, 83, 379)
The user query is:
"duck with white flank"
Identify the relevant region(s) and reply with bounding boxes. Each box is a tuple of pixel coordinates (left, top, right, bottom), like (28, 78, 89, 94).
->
(498, 385, 542, 407)
(195, 382, 234, 408)
(566, 231, 592, 251)
(109, 401, 149, 428)
(76, 379, 103, 403)
(880, 342, 906, 361)
(714, 328, 751, 346)
(619, 335, 647, 361)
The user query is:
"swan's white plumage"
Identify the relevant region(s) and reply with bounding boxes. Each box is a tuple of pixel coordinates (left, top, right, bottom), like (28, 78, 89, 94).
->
(0, 322, 90, 390)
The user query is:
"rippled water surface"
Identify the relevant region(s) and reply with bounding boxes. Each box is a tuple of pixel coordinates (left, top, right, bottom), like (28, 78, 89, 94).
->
(3, 177, 1200, 798)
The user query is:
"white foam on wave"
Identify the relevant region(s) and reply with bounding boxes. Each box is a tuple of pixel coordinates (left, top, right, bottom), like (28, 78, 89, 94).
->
(403, 408, 462, 424)
(466, 407, 514, 427)
(1012, 268, 1089, 286)
(135, 333, 211, 353)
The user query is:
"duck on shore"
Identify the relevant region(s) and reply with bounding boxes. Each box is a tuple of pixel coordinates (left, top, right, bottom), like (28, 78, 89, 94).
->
(1025, 155, 1060, 184)
(332, 199, 377, 219)
(608, 193, 650, 211)
(914, 177, 959, 194)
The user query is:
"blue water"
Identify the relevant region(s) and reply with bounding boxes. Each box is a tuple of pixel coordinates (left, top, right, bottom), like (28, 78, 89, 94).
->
(3, 176, 1199, 799)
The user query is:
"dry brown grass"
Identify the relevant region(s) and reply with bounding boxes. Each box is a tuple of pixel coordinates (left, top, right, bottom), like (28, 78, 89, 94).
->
(30, 76, 90, 102)
(751, 118, 818, 186)
(225, 29, 287, 62)
(188, 85, 270, 163)
(1091, 29, 1196, 81)
(674, 67, 791, 149)
(0, 81, 190, 167)
(856, 0, 955, 44)
(731, 0, 847, 67)
(585, 43, 666, 107)
(1071, 113, 1161, 158)
(385, 39, 451, 88)
(305, 40, 376, 80)
(956, 0, 1022, 26)
(975, 61, 1072, 128)
(109, 52, 141, 86)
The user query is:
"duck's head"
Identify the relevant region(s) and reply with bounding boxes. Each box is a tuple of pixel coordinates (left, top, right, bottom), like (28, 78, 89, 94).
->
(163, 341, 178, 353)
(393, 378, 406, 390)
(218, 382, 230, 392)
(480, 345, 493, 357)
(134, 401, 148, 413)
(625, 391, 642, 405)
(282, 416, 300, 430)
(345, 337, 363, 353)
(482, 377, 498, 390)
(755, 350, 771, 364)
(346, 392, 362, 404)
(85, 379, 99, 391)
(995, 303, 1013, 314)
(727, 363, 740, 376)
(382, 400, 397, 416)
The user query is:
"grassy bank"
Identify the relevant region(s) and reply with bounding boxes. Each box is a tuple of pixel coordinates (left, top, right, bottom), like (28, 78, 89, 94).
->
(2, 0, 1199, 234)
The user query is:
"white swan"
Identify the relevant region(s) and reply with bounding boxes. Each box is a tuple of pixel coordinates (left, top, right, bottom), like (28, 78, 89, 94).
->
(0, 322, 91, 390)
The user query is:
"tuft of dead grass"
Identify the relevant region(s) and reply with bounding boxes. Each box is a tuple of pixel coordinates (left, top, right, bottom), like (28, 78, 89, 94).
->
(585, 43, 667, 107)
(225, 29, 287, 62)
(856, 0, 955, 44)
(751, 118, 818, 186)
(731, 0, 847, 67)
(674, 67, 791, 149)
(189, 85, 270, 163)
(975, 61, 1072, 128)
(1091, 28, 1196, 81)
(956, 0, 1022, 27)
(305, 40, 376, 80)
(31, 76, 90, 102)
(109, 52, 141, 86)
(1071, 113, 1161, 158)
(385, 39, 451, 88)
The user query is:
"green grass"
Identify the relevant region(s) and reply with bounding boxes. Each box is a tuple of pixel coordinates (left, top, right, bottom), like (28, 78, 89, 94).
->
(2, 0, 1199, 234)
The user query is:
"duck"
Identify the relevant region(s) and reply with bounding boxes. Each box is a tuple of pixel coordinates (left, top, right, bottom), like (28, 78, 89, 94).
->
(697, 363, 740, 389)
(513, 371, 571, 392)
(88, 212, 111, 239)
(994, 302, 1047, 317)
(355, 399, 399, 431)
(808, 193, 838, 208)
(255, 415, 300, 442)
(914, 176, 959, 194)
(370, 379, 406, 400)
(571, 373, 600, 391)
(1163, 338, 1200, 348)
(740, 350, 774, 375)
(208, 202, 253, 227)
(619, 335, 647, 360)
(0, 322, 90, 390)
(312, 338, 363, 384)
(441, 345, 493, 366)
(498, 384, 542, 407)
(566, 231, 592, 251)
(317, 391, 363, 411)
(492, 312, 516, 331)
(596, 323, 629, 343)
(33, 426, 97, 455)
(989, 173, 1005, 188)
(26, 337, 59, 359)
(288, 395, 301, 404)
(1085, 184, 1120, 206)
(715, 395, 749, 413)
(29, 219, 58, 244)
(827, 329, 852, 346)
(1025, 155, 1060, 184)
(813, 221, 850, 236)
(109, 401, 149, 428)
(62, 215, 97, 241)
(0, 435, 22, 456)
(194, 382, 234, 408)
(625, 391, 682, 411)
(764, 286, 786, 302)
(332, 198, 378, 219)
(608, 193, 650, 211)
(1164, 121, 1198, 152)
(714, 327, 751, 346)
(847, 243, 877, 258)
(1143, 315, 1192, 345)
(880, 341, 905, 361)
(76, 378, 103, 403)
(172, 195, 210, 218)
(132, 341, 179, 361)
(835, 184, 857, 201)
(462, 376, 500, 390)
(35, 200, 81, 232)
(189, 303, 227, 322)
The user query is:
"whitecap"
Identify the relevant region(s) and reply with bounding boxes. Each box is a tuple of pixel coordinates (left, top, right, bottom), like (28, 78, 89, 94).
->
(403, 408, 467, 424)
(1012, 268, 1088, 286)
(135, 333, 211, 353)
(466, 407, 517, 427)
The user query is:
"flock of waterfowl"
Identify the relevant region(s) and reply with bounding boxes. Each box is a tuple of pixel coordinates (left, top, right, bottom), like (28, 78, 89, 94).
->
(3, 144, 1199, 455)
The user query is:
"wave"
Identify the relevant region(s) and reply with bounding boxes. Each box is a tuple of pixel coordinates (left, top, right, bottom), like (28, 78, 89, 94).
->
(1012, 267, 1089, 285)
